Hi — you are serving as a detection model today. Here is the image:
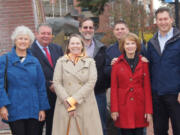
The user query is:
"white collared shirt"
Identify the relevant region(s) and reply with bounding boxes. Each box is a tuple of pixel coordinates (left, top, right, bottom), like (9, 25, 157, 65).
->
(35, 40, 51, 56)
(158, 28, 173, 53)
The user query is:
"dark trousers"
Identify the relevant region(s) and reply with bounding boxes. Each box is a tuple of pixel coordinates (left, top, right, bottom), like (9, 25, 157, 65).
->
(117, 127, 146, 135)
(38, 107, 55, 135)
(96, 92, 107, 135)
(152, 93, 180, 135)
(9, 119, 39, 135)
(121, 128, 144, 135)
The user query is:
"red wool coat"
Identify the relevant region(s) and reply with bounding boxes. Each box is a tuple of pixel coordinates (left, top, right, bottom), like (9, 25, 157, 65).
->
(111, 54, 153, 129)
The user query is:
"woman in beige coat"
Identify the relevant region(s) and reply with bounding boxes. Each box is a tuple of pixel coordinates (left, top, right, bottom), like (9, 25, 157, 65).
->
(52, 34, 103, 135)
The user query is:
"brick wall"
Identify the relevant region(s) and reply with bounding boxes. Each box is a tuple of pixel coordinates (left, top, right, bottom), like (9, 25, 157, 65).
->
(0, 0, 44, 55)
(96, 3, 112, 33)
(73, 0, 81, 14)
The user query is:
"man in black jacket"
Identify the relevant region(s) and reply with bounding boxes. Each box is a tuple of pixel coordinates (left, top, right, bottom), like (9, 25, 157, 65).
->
(31, 23, 63, 135)
(79, 18, 107, 135)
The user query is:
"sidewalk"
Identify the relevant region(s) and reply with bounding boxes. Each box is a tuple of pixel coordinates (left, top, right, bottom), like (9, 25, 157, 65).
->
(0, 119, 11, 135)
(0, 130, 11, 135)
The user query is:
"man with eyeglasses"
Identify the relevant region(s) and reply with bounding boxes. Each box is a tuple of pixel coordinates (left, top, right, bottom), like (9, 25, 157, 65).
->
(31, 23, 63, 135)
(79, 18, 108, 135)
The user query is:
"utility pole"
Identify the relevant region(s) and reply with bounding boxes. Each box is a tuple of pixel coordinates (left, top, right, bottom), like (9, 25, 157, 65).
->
(59, 0, 62, 16)
(66, 0, 68, 14)
(165, 0, 179, 28)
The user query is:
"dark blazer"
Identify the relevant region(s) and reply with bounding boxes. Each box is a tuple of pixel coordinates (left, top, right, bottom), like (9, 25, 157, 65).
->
(31, 40, 64, 107)
(93, 39, 108, 95)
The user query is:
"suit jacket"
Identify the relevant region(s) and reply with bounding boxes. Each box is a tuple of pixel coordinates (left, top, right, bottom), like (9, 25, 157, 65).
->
(31, 40, 64, 107)
(93, 38, 108, 94)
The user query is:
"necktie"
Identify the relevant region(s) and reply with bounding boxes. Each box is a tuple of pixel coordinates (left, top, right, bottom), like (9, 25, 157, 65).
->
(43, 47, 53, 67)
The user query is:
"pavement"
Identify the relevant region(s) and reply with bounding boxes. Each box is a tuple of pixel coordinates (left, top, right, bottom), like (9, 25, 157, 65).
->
(0, 119, 11, 135)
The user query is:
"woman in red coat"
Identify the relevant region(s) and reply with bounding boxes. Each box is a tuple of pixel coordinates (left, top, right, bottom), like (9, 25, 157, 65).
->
(111, 33, 153, 135)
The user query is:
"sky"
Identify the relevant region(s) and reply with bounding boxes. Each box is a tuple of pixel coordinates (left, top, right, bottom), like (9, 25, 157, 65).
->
(153, 0, 162, 10)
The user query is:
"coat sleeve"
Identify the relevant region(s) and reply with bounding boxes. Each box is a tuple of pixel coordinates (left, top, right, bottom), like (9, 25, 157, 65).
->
(143, 62, 153, 114)
(0, 55, 11, 108)
(140, 43, 147, 57)
(36, 61, 50, 110)
(104, 49, 112, 89)
(110, 64, 119, 112)
(53, 59, 69, 102)
(72, 59, 97, 104)
(146, 42, 151, 62)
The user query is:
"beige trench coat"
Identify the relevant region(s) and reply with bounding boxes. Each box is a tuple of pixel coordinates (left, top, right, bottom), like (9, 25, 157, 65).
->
(52, 56, 103, 135)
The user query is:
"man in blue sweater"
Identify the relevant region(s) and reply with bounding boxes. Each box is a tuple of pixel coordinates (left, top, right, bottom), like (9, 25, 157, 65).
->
(147, 7, 180, 135)
(104, 20, 129, 88)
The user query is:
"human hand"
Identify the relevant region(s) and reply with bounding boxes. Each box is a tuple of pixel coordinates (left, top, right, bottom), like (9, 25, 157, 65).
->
(145, 113, 152, 124)
(39, 110, 46, 122)
(49, 81, 55, 93)
(64, 100, 70, 109)
(68, 110, 76, 117)
(141, 57, 149, 62)
(177, 93, 180, 104)
(0, 106, 8, 121)
(111, 112, 119, 121)
(111, 58, 118, 65)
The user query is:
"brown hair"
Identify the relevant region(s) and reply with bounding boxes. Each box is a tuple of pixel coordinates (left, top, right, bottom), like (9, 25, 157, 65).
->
(113, 19, 128, 29)
(119, 32, 141, 54)
(155, 7, 173, 18)
(65, 34, 85, 54)
(79, 18, 94, 28)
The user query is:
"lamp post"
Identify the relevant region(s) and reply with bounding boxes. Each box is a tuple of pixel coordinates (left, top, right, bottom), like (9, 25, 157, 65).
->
(165, 0, 179, 28)
(175, 0, 179, 28)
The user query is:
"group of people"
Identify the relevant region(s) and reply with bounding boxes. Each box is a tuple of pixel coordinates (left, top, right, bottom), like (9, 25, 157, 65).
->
(0, 6, 180, 135)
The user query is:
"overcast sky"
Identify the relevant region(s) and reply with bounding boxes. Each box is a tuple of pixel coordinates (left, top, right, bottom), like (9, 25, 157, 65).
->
(153, 0, 162, 10)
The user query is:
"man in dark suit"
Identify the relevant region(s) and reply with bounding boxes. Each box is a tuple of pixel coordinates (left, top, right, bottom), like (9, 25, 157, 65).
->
(31, 23, 63, 135)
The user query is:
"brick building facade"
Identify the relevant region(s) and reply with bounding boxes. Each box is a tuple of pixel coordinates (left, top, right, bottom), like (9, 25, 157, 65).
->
(0, 0, 45, 55)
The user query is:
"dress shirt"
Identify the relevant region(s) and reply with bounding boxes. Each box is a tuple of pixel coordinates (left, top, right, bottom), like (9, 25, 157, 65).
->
(85, 40, 95, 58)
(158, 28, 173, 53)
(36, 40, 51, 56)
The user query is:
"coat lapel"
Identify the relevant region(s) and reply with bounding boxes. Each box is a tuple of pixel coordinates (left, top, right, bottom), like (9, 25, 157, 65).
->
(150, 33, 162, 56)
(33, 42, 53, 69)
(63, 57, 89, 81)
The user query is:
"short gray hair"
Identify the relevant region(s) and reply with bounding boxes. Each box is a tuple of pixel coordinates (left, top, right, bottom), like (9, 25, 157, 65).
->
(36, 23, 52, 33)
(11, 25, 35, 45)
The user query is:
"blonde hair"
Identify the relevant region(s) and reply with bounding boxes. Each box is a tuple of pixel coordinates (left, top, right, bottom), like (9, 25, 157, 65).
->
(65, 34, 85, 54)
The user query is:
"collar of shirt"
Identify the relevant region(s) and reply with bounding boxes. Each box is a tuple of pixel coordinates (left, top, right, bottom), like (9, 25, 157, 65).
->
(36, 40, 50, 55)
(158, 28, 173, 52)
(85, 40, 95, 58)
